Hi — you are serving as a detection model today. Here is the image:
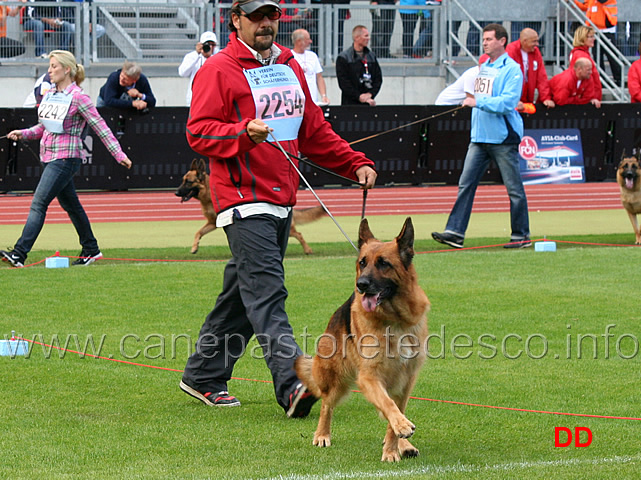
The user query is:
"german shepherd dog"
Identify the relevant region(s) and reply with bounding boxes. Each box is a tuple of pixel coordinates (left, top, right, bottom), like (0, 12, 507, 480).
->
(175, 159, 326, 254)
(616, 150, 641, 245)
(295, 217, 430, 462)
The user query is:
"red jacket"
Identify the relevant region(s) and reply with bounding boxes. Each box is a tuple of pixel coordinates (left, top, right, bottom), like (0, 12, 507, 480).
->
(187, 33, 374, 213)
(569, 46, 602, 100)
(550, 67, 598, 105)
(629, 59, 641, 103)
(505, 40, 552, 103)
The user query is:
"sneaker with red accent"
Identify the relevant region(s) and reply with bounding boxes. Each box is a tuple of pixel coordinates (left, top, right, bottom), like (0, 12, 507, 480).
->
(286, 382, 318, 418)
(179, 380, 241, 407)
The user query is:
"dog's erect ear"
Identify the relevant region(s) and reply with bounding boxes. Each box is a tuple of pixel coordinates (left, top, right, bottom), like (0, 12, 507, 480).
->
(358, 218, 375, 249)
(621, 149, 627, 161)
(396, 217, 415, 270)
(197, 158, 207, 173)
(636, 148, 641, 162)
(189, 158, 200, 171)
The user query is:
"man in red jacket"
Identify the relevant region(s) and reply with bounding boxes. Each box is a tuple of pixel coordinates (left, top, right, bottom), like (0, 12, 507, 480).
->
(181, 0, 377, 418)
(629, 40, 641, 103)
(505, 28, 555, 110)
(550, 57, 601, 107)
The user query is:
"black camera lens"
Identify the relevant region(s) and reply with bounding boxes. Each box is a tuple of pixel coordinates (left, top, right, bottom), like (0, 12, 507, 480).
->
(202, 42, 212, 53)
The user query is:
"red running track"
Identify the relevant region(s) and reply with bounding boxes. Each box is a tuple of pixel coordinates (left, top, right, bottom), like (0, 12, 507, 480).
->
(0, 183, 621, 225)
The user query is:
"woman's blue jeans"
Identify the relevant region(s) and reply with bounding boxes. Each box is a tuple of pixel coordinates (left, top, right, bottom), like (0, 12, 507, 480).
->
(444, 142, 530, 241)
(13, 158, 98, 259)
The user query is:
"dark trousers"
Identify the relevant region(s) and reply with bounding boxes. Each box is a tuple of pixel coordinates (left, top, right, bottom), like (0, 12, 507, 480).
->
(598, 32, 622, 85)
(0, 37, 26, 57)
(182, 213, 302, 410)
(400, 13, 418, 57)
(370, 8, 395, 58)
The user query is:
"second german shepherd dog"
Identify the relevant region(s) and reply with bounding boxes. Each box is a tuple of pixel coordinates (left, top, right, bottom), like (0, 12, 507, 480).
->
(616, 150, 641, 245)
(175, 159, 326, 254)
(295, 217, 430, 462)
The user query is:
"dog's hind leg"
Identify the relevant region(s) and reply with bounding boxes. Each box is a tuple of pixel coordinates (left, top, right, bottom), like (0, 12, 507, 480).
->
(192, 223, 217, 254)
(314, 376, 350, 447)
(290, 227, 313, 254)
(313, 400, 335, 447)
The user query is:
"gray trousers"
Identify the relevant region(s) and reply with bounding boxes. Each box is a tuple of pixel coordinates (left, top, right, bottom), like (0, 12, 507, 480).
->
(182, 212, 301, 410)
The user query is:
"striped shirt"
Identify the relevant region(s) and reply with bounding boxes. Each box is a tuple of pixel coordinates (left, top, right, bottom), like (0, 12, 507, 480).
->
(21, 83, 127, 164)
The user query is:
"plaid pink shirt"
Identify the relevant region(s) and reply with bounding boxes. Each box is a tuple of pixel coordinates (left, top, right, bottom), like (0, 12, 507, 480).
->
(21, 83, 128, 164)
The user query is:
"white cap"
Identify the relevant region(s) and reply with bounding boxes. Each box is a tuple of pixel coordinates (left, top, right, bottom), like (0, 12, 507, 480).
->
(200, 31, 217, 44)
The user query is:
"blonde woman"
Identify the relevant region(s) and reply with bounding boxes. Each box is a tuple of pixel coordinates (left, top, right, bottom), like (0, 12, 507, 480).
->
(2, 51, 132, 268)
(568, 25, 602, 104)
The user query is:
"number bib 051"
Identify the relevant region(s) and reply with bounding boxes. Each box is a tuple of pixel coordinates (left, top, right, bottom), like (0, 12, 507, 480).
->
(244, 64, 305, 141)
(38, 90, 73, 133)
(474, 65, 499, 97)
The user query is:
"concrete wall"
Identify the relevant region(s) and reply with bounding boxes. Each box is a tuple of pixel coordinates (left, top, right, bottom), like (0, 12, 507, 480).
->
(0, 63, 449, 108)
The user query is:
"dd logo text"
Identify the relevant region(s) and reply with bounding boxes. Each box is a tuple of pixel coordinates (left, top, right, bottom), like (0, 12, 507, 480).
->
(555, 427, 592, 447)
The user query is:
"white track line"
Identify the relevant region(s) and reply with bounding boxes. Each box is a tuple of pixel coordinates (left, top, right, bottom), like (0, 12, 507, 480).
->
(262, 455, 641, 480)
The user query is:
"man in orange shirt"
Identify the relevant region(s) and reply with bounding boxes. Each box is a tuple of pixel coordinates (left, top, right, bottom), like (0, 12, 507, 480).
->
(572, 0, 621, 85)
(0, 4, 25, 57)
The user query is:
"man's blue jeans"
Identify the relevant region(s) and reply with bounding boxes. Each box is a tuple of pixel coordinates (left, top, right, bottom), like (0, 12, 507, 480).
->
(23, 18, 73, 56)
(444, 142, 530, 241)
(13, 158, 98, 259)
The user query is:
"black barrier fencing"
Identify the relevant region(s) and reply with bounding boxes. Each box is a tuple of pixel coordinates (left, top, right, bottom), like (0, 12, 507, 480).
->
(1, 105, 641, 193)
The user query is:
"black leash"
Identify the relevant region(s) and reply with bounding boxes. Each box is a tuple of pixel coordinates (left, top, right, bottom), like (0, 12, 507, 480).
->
(269, 134, 360, 252)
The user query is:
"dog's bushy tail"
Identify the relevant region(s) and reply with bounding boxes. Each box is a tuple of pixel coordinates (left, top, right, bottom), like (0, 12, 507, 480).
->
(294, 354, 322, 398)
(292, 206, 326, 225)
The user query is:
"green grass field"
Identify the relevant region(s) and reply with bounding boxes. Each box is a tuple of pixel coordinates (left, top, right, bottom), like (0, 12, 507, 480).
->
(2, 212, 641, 479)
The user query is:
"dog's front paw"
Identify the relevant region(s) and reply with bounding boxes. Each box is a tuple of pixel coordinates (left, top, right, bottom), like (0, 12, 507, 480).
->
(381, 449, 402, 462)
(392, 417, 416, 439)
(313, 433, 331, 447)
(399, 438, 419, 458)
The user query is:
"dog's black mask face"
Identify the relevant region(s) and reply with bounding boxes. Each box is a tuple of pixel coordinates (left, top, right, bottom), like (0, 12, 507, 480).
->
(356, 263, 399, 312)
(175, 182, 200, 203)
(619, 159, 639, 190)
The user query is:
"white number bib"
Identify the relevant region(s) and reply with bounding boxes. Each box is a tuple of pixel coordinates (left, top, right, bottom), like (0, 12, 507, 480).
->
(38, 90, 73, 133)
(243, 64, 305, 141)
(474, 65, 499, 98)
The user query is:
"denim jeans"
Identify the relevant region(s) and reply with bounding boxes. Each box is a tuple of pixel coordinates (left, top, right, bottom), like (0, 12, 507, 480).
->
(445, 143, 530, 241)
(23, 18, 73, 56)
(13, 158, 98, 259)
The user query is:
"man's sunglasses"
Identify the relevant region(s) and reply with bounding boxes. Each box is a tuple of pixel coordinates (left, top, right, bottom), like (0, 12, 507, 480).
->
(241, 10, 281, 22)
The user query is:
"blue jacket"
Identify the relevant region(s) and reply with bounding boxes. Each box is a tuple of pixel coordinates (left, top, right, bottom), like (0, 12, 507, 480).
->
(399, 0, 430, 16)
(472, 53, 523, 144)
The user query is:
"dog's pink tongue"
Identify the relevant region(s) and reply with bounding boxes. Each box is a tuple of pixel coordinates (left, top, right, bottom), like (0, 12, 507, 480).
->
(361, 293, 379, 312)
(626, 178, 634, 190)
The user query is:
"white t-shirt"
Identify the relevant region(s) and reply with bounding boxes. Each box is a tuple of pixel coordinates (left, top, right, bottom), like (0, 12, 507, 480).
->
(434, 66, 480, 105)
(178, 48, 219, 105)
(292, 49, 323, 104)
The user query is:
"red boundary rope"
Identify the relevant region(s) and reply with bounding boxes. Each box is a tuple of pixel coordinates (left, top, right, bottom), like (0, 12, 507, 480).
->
(15, 336, 641, 422)
(5, 237, 640, 269)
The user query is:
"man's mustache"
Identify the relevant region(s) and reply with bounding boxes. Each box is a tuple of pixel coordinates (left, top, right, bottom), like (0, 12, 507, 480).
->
(256, 28, 274, 36)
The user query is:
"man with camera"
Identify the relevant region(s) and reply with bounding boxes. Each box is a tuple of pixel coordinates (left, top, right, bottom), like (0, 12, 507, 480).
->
(179, 31, 219, 106)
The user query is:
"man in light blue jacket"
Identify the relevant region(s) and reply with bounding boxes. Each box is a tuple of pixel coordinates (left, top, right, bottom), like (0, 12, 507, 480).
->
(432, 23, 531, 249)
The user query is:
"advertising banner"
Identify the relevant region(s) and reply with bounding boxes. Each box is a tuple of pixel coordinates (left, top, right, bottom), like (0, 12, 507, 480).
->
(518, 129, 585, 185)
